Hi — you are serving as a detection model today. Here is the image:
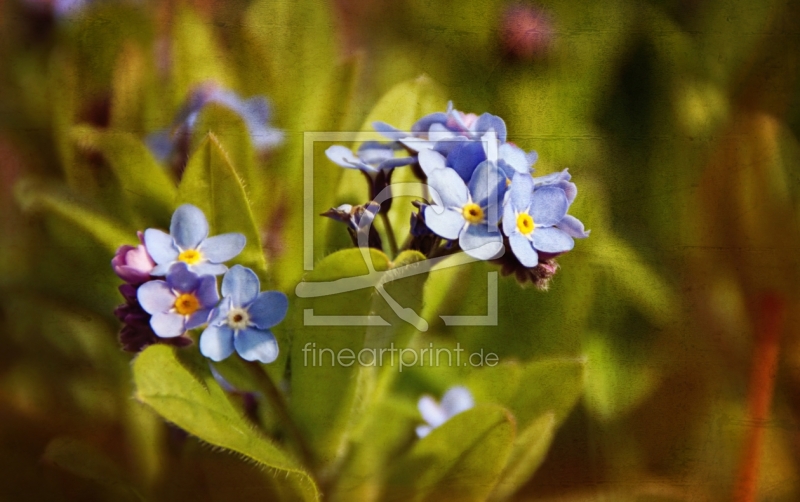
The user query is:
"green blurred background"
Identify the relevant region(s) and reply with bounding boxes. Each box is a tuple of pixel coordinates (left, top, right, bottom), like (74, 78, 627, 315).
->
(2, 0, 800, 500)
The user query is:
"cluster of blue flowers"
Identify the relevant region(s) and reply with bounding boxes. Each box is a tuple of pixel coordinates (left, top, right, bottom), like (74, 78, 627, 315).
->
(112, 204, 287, 363)
(325, 102, 589, 287)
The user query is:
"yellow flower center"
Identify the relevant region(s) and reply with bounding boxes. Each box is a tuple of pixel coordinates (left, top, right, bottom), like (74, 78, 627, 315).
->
(178, 249, 203, 265)
(227, 308, 251, 330)
(462, 203, 484, 225)
(174, 293, 201, 316)
(516, 213, 534, 235)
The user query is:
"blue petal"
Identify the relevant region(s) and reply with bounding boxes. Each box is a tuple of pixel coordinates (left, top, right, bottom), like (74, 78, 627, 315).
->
(150, 263, 174, 276)
(150, 312, 186, 338)
(186, 309, 213, 330)
(474, 113, 507, 142)
(428, 123, 459, 141)
(372, 121, 407, 141)
(468, 161, 505, 209)
(196, 275, 221, 308)
(533, 227, 575, 254)
(357, 142, 395, 164)
(248, 291, 289, 329)
(234, 328, 279, 363)
(325, 145, 361, 168)
(418, 395, 447, 427)
(208, 297, 232, 326)
(502, 200, 518, 237)
(411, 112, 449, 134)
(448, 141, 486, 182)
(199, 233, 246, 263)
(427, 167, 469, 208)
(137, 281, 175, 315)
(440, 386, 474, 418)
(557, 214, 590, 238)
(146, 130, 174, 162)
(509, 172, 533, 212)
(166, 262, 200, 293)
(459, 224, 504, 260)
(533, 169, 571, 186)
(499, 143, 530, 174)
(242, 96, 271, 124)
(221, 265, 260, 307)
(509, 232, 539, 267)
(191, 262, 228, 276)
(171, 204, 209, 250)
(200, 325, 236, 361)
(416, 425, 433, 438)
(144, 228, 179, 266)
(378, 156, 416, 171)
(530, 186, 569, 227)
(424, 207, 464, 240)
(418, 149, 447, 176)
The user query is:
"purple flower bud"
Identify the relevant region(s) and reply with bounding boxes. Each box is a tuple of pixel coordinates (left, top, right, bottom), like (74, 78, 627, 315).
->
(112, 231, 155, 284)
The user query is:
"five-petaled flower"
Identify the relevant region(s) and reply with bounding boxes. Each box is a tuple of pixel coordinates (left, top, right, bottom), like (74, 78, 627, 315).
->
(416, 386, 475, 438)
(423, 161, 507, 260)
(200, 265, 288, 364)
(503, 173, 584, 267)
(145, 204, 246, 276)
(137, 262, 220, 339)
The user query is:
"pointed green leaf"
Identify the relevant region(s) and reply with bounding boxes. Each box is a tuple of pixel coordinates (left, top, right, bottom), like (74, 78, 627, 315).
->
(489, 412, 557, 501)
(289, 248, 391, 465)
(384, 404, 515, 502)
(178, 134, 267, 278)
(15, 179, 133, 253)
(506, 357, 586, 429)
(133, 345, 319, 502)
(72, 125, 176, 222)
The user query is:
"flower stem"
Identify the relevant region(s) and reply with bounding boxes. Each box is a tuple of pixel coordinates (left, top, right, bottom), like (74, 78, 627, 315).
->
(380, 212, 399, 256)
(734, 292, 786, 502)
(244, 360, 316, 472)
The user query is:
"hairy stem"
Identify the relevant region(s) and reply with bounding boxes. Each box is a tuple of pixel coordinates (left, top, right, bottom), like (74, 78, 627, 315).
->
(734, 293, 786, 502)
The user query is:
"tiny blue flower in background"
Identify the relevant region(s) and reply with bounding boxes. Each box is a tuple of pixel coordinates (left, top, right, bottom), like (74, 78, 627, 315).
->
(503, 173, 583, 267)
(416, 386, 475, 438)
(148, 82, 283, 162)
(137, 262, 219, 339)
(200, 265, 288, 364)
(423, 161, 506, 260)
(144, 204, 246, 276)
(325, 141, 415, 177)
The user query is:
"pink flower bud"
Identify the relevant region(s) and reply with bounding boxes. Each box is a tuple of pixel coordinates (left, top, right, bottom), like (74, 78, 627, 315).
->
(501, 4, 553, 60)
(112, 231, 155, 284)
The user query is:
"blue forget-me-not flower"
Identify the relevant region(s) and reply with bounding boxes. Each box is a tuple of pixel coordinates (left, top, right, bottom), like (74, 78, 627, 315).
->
(144, 204, 246, 276)
(423, 161, 506, 260)
(199, 265, 288, 364)
(416, 386, 475, 438)
(137, 262, 219, 338)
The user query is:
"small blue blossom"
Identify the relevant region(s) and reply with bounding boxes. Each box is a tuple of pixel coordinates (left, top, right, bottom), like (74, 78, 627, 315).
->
(199, 265, 288, 364)
(325, 142, 414, 176)
(416, 386, 475, 438)
(144, 204, 246, 276)
(136, 262, 219, 338)
(503, 173, 583, 267)
(532, 169, 590, 239)
(148, 83, 283, 162)
(374, 102, 507, 148)
(423, 162, 506, 260)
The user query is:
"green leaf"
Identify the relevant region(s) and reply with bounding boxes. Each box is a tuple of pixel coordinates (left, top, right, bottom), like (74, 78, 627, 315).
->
(132, 345, 319, 502)
(15, 179, 134, 253)
(582, 331, 659, 422)
(178, 134, 268, 278)
(505, 357, 585, 429)
(383, 404, 515, 502)
(289, 248, 391, 465)
(489, 412, 557, 501)
(72, 125, 176, 223)
(43, 436, 145, 502)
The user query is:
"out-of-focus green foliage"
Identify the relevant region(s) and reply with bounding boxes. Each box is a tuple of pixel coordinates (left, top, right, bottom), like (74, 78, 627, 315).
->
(1, 0, 800, 501)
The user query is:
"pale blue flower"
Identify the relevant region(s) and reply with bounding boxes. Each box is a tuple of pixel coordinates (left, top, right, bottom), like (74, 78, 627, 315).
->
(199, 266, 288, 364)
(144, 204, 245, 276)
(416, 386, 475, 438)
